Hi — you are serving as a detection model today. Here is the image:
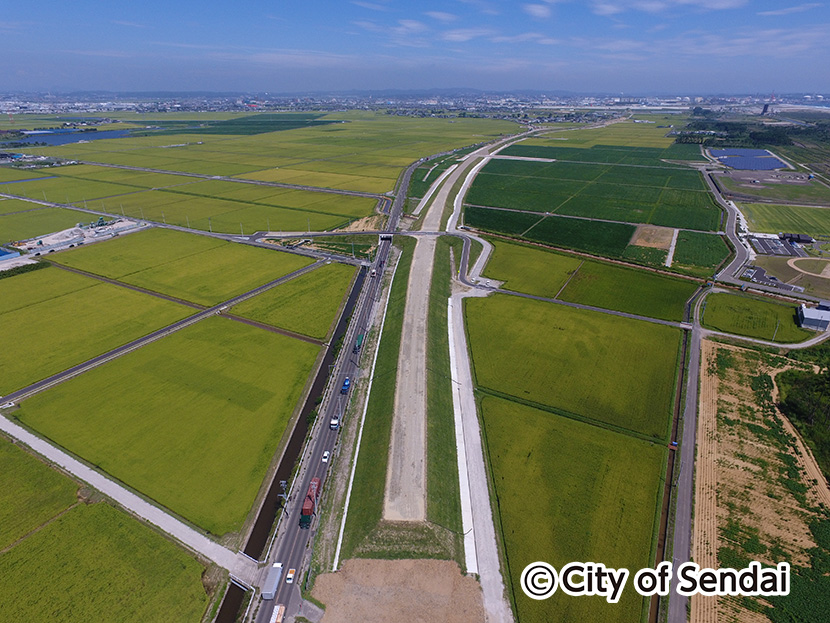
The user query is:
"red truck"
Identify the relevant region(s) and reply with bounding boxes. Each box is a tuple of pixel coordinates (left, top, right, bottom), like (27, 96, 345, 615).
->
(299, 477, 321, 529)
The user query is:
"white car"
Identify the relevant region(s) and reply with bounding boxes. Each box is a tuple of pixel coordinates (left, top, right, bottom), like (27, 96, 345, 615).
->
(0, 402, 14, 409)
(322, 451, 330, 463)
(286, 568, 296, 584)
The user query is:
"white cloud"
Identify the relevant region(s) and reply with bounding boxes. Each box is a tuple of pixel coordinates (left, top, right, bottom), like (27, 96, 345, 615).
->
(590, 0, 748, 15)
(425, 11, 458, 22)
(442, 27, 495, 42)
(492, 32, 544, 43)
(758, 2, 822, 16)
(523, 4, 552, 18)
(351, 1, 390, 11)
(111, 20, 146, 28)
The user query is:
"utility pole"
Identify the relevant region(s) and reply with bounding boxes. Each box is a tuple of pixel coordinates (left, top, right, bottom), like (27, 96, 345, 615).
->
(186, 215, 190, 228)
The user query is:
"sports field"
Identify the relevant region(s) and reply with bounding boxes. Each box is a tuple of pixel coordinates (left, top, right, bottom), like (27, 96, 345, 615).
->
(718, 174, 830, 204)
(466, 294, 680, 439)
(481, 237, 696, 321)
(16, 317, 320, 535)
(481, 395, 663, 623)
(232, 261, 356, 339)
(0, 266, 192, 395)
(740, 202, 830, 236)
(52, 228, 314, 305)
(0, 206, 89, 241)
(0, 502, 208, 623)
(702, 292, 812, 343)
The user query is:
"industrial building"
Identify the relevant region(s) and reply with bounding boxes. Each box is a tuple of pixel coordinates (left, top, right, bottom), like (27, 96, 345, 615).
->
(779, 233, 814, 244)
(797, 303, 830, 331)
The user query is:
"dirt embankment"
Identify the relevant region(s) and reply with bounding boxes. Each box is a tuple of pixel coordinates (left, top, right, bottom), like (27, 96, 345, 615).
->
(312, 559, 484, 623)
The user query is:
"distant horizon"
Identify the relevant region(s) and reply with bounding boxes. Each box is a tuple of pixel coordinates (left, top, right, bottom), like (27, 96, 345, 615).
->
(1, 88, 829, 100)
(3, 1, 829, 93)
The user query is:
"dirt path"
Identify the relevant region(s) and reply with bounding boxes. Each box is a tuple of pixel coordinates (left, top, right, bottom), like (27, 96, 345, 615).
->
(787, 256, 830, 278)
(383, 235, 434, 521)
(690, 340, 719, 623)
(313, 559, 484, 623)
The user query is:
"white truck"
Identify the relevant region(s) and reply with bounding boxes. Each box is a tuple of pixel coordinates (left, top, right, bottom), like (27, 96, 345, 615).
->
(262, 562, 284, 600)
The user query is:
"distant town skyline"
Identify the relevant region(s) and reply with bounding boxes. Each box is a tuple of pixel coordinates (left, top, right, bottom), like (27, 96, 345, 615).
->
(3, 1, 829, 94)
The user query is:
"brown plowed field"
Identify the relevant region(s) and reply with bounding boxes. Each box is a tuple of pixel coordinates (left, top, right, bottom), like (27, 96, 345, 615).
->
(312, 559, 484, 623)
(691, 340, 719, 623)
(690, 342, 830, 623)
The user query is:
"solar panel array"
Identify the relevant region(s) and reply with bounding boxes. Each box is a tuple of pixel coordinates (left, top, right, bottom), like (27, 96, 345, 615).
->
(710, 148, 771, 157)
(710, 148, 786, 170)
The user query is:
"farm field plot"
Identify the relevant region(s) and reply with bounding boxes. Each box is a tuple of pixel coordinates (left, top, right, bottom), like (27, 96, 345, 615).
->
(0, 501, 208, 623)
(16, 317, 320, 535)
(740, 202, 830, 236)
(718, 173, 830, 204)
(465, 207, 635, 257)
(53, 227, 313, 305)
(0, 267, 192, 395)
(702, 292, 811, 343)
(0, 175, 141, 204)
(481, 237, 582, 296)
(94, 189, 349, 233)
(525, 214, 636, 257)
(481, 395, 664, 623)
(0, 197, 49, 214)
(557, 259, 697, 322)
(671, 231, 731, 277)
(481, 236, 695, 321)
(0, 206, 89, 242)
(528, 122, 675, 148)
(466, 294, 680, 439)
(165, 180, 376, 218)
(502, 143, 694, 167)
(0, 167, 54, 183)
(52, 164, 199, 190)
(232, 261, 356, 339)
(467, 154, 718, 231)
(25, 113, 519, 193)
(0, 439, 78, 550)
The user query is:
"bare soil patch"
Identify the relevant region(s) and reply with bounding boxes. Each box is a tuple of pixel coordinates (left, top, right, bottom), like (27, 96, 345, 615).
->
(339, 213, 386, 232)
(630, 224, 674, 250)
(312, 559, 484, 623)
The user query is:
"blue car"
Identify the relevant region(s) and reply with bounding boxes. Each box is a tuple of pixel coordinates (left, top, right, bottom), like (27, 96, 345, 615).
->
(340, 377, 351, 394)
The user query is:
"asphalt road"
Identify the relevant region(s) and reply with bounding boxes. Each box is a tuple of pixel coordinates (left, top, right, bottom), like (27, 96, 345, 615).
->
(252, 159, 422, 623)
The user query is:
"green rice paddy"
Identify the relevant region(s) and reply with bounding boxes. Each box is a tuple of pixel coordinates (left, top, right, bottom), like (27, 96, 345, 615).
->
(466, 294, 680, 439)
(16, 317, 320, 535)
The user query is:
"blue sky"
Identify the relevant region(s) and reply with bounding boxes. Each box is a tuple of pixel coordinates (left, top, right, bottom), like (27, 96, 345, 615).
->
(2, 1, 828, 94)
